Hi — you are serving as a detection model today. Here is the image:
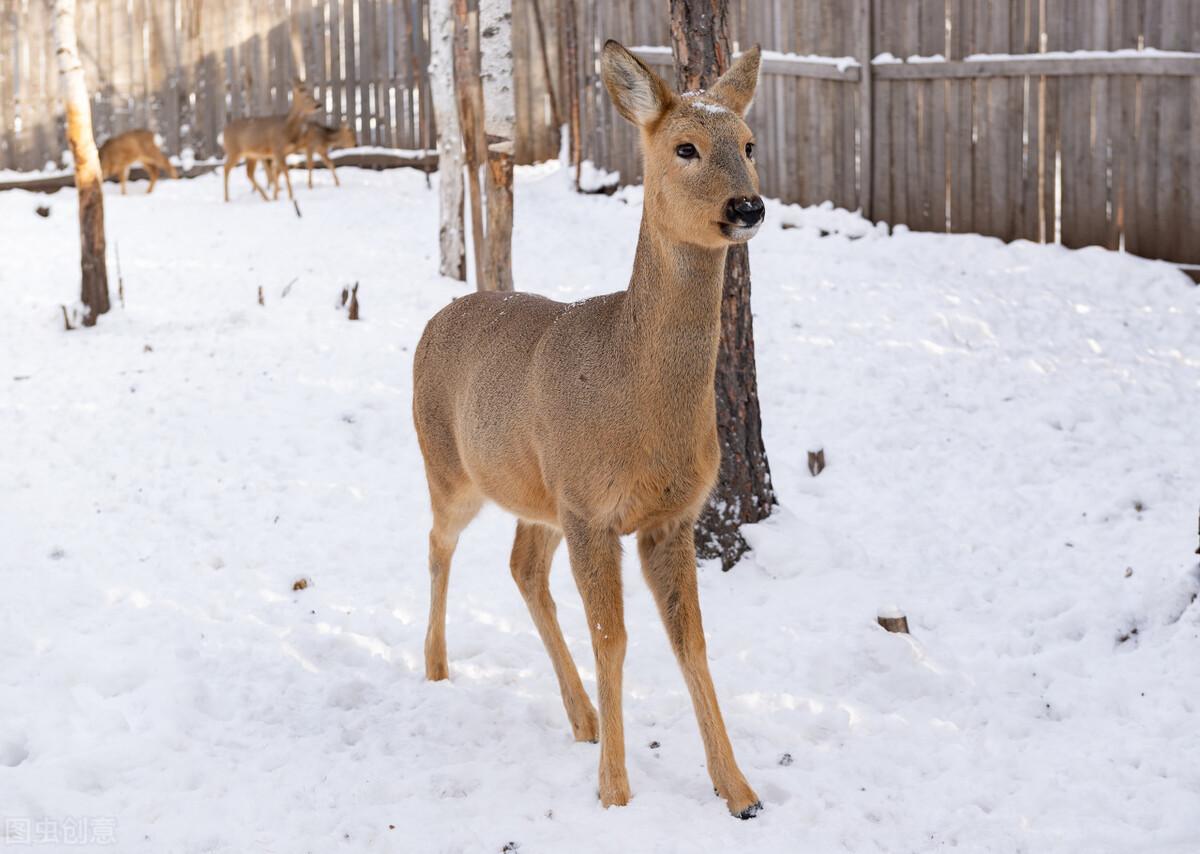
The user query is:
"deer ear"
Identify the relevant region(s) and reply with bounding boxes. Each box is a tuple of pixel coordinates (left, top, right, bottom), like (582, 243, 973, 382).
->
(710, 46, 761, 117)
(601, 41, 674, 127)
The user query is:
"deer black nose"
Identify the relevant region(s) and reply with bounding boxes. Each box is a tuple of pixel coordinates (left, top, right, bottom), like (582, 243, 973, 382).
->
(726, 196, 765, 227)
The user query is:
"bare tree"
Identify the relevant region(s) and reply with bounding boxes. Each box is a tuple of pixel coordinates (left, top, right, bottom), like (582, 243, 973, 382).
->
(52, 0, 109, 326)
(479, 0, 515, 291)
(431, 0, 466, 280)
(670, 0, 775, 570)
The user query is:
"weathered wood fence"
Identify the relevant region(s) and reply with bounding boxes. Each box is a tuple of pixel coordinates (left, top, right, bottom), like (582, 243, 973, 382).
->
(2, 1, 1198, 268)
(583, 0, 1200, 267)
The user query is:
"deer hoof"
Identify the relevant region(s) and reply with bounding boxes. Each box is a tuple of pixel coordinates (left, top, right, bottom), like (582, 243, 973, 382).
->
(735, 800, 763, 820)
(598, 775, 631, 808)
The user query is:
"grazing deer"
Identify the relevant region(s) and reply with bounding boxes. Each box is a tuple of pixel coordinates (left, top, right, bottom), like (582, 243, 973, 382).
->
(412, 41, 766, 818)
(220, 81, 320, 202)
(98, 130, 178, 195)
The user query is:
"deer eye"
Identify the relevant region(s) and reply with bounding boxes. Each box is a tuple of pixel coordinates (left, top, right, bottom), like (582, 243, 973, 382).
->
(745, 142, 755, 159)
(675, 143, 698, 160)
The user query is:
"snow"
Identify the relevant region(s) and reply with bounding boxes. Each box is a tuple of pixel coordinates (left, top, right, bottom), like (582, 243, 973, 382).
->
(631, 45, 861, 73)
(964, 47, 1200, 62)
(2, 165, 1199, 853)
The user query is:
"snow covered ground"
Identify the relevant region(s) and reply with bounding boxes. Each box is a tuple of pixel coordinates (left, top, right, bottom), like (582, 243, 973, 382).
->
(2, 164, 1198, 853)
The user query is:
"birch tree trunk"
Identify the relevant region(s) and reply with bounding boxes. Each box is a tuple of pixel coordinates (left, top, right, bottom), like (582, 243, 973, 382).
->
(453, 0, 487, 289)
(430, 0, 466, 281)
(479, 0, 514, 292)
(670, 0, 775, 570)
(52, 0, 109, 326)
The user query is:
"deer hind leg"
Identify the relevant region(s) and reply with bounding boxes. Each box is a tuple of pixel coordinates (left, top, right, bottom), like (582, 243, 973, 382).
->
(119, 167, 128, 195)
(320, 150, 340, 187)
(223, 160, 233, 202)
(637, 519, 761, 819)
(306, 149, 314, 188)
(423, 478, 482, 681)
(563, 516, 630, 807)
(510, 521, 598, 742)
(146, 163, 158, 194)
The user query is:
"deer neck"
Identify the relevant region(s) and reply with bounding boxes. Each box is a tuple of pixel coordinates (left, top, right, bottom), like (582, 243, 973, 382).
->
(622, 211, 727, 402)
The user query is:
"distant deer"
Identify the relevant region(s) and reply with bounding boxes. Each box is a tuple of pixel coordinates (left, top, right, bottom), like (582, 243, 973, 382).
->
(98, 130, 177, 195)
(220, 80, 320, 202)
(255, 120, 357, 194)
(412, 41, 766, 818)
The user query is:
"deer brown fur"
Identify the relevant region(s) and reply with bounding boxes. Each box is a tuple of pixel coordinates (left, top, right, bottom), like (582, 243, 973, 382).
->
(98, 130, 177, 195)
(220, 81, 319, 202)
(412, 41, 766, 818)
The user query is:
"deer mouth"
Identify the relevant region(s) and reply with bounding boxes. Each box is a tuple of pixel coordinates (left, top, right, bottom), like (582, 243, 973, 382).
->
(718, 221, 762, 242)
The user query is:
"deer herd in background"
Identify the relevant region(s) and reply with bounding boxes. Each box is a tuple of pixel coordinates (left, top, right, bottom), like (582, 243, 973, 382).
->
(96, 80, 355, 201)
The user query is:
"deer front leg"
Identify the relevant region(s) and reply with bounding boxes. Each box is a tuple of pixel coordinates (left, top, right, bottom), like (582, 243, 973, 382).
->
(563, 517, 629, 807)
(244, 158, 270, 202)
(276, 147, 296, 200)
(510, 521, 598, 742)
(638, 519, 761, 819)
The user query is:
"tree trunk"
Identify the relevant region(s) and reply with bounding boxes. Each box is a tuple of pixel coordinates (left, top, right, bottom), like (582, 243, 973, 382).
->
(479, 0, 514, 292)
(557, 0, 582, 188)
(52, 0, 109, 326)
(670, 0, 775, 570)
(453, 0, 487, 289)
(431, 0, 466, 281)
(529, 0, 560, 129)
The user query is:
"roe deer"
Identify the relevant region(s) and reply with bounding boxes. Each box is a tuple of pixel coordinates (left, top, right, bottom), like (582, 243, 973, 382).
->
(289, 121, 357, 189)
(98, 130, 178, 195)
(256, 120, 357, 193)
(220, 81, 320, 202)
(412, 41, 766, 818)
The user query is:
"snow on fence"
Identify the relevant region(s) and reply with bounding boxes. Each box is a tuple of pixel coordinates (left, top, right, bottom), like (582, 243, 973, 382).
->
(1, 0, 1197, 271)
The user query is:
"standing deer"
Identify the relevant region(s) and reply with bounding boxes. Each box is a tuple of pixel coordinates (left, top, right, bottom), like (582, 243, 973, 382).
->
(220, 81, 319, 202)
(412, 41, 766, 818)
(98, 130, 178, 195)
(257, 120, 357, 194)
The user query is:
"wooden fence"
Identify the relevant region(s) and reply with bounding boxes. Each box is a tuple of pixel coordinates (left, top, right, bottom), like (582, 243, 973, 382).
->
(579, 0, 1200, 267)
(2, 1, 1198, 269)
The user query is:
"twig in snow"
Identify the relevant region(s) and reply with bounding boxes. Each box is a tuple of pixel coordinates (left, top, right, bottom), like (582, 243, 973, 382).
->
(807, 448, 825, 477)
(60, 305, 74, 331)
(257, 286, 264, 306)
(293, 199, 302, 219)
(348, 282, 360, 321)
(115, 243, 125, 309)
(281, 277, 297, 298)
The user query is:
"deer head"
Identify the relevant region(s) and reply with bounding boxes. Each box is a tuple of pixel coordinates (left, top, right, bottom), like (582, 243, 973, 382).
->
(290, 80, 321, 119)
(601, 41, 764, 249)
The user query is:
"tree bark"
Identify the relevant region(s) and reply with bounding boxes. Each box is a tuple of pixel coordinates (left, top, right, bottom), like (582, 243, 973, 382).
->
(670, 0, 775, 570)
(557, 0, 582, 188)
(479, 0, 514, 292)
(52, 0, 109, 326)
(431, 0, 466, 281)
(453, 0, 487, 289)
